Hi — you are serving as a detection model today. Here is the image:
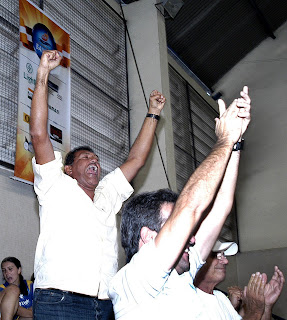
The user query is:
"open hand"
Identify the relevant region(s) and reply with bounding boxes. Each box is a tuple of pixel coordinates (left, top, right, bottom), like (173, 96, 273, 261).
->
(215, 86, 251, 145)
(263, 266, 285, 307)
(242, 272, 265, 319)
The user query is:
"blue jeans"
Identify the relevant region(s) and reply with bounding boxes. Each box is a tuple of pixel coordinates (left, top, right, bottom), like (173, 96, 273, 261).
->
(33, 289, 115, 320)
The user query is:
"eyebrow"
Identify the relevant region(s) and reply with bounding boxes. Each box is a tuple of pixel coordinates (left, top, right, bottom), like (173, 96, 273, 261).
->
(80, 152, 99, 160)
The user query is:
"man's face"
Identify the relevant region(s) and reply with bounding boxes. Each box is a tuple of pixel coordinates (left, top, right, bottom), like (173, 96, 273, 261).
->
(160, 203, 196, 275)
(65, 150, 101, 192)
(198, 251, 229, 285)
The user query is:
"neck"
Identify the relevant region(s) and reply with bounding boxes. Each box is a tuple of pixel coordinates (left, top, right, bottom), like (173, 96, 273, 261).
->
(77, 183, 95, 200)
(197, 281, 215, 294)
(83, 188, 95, 200)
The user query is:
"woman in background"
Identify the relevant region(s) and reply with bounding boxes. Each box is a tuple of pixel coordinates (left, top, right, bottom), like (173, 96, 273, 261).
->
(0, 257, 33, 320)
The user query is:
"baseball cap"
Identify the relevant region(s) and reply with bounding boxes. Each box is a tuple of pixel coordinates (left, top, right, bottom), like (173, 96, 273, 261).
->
(212, 240, 238, 256)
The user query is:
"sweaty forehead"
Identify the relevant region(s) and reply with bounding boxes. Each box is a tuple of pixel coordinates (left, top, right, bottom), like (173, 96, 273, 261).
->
(2, 262, 15, 269)
(75, 150, 98, 158)
(160, 202, 174, 225)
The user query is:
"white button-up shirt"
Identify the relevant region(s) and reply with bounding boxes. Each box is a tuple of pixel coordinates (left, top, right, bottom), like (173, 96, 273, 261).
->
(109, 240, 205, 319)
(32, 151, 133, 298)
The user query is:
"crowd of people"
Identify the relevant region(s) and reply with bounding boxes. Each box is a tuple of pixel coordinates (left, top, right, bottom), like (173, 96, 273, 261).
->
(1, 50, 284, 319)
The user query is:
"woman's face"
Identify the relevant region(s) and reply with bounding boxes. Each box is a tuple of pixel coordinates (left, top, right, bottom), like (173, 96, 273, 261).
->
(1, 261, 21, 285)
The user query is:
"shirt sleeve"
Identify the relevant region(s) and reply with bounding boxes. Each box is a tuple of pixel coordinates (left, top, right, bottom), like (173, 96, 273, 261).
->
(109, 240, 171, 307)
(188, 244, 206, 280)
(32, 151, 64, 203)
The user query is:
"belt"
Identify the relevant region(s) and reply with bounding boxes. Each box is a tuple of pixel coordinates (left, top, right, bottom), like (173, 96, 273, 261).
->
(43, 288, 96, 298)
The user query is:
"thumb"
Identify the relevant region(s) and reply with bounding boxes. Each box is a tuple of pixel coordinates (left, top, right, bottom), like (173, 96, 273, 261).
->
(243, 286, 247, 298)
(217, 99, 226, 117)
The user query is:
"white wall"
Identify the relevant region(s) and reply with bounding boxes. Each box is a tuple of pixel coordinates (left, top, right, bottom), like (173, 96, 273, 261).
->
(0, 167, 39, 280)
(213, 21, 287, 319)
(121, 0, 177, 193)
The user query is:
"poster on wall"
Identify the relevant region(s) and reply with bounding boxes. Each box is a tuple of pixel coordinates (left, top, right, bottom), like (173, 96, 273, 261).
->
(14, 0, 70, 183)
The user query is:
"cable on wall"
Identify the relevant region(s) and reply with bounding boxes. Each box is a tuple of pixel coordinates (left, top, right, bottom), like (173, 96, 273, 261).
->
(119, 3, 171, 189)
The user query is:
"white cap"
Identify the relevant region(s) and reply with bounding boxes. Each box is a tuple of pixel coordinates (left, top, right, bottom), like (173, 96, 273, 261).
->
(212, 240, 238, 256)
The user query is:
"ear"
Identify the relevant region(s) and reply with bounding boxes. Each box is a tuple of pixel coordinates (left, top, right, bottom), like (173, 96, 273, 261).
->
(18, 267, 22, 275)
(140, 226, 157, 245)
(64, 165, 73, 176)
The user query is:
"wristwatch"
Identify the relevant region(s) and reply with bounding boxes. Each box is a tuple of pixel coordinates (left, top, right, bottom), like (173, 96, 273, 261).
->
(233, 139, 244, 151)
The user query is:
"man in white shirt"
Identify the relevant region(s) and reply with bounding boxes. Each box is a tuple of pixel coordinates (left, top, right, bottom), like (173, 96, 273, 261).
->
(109, 87, 264, 319)
(194, 241, 285, 320)
(30, 50, 166, 320)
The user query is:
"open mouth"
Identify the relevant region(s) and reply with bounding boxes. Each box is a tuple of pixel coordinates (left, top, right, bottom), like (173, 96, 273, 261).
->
(86, 164, 98, 175)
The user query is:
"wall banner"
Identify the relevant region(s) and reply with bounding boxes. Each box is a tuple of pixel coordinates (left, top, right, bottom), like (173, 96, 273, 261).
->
(14, 0, 70, 183)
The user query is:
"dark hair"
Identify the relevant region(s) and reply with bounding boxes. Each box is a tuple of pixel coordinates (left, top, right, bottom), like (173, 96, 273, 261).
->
(121, 189, 178, 263)
(1, 257, 28, 295)
(64, 146, 95, 166)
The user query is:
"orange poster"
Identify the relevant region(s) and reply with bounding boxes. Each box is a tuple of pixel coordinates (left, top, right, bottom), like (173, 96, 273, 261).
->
(14, 0, 70, 183)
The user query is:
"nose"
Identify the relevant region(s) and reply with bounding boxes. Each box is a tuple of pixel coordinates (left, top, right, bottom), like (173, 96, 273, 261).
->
(217, 252, 229, 264)
(90, 155, 99, 163)
(221, 256, 229, 265)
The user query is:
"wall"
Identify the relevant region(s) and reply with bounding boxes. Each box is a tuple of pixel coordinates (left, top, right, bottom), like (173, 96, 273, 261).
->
(0, 167, 39, 280)
(120, 0, 177, 194)
(213, 21, 287, 318)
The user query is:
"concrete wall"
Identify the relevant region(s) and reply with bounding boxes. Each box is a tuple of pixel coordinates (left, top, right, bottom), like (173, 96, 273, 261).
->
(120, 0, 177, 194)
(0, 167, 39, 280)
(213, 21, 287, 319)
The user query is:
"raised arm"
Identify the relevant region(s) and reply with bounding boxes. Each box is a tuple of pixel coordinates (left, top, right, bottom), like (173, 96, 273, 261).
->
(195, 86, 251, 260)
(30, 50, 62, 165)
(120, 90, 165, 182)
(154, 89, 248, 271)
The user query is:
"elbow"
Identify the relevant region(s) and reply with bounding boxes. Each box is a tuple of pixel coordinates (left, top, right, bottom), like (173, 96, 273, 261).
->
(30, 127, 48, 146)
(128, 156, 146, 171)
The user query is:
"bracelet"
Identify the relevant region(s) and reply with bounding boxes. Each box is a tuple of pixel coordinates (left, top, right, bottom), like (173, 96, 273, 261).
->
(233, 139, 244, 151)
(146, 113, 160, 121)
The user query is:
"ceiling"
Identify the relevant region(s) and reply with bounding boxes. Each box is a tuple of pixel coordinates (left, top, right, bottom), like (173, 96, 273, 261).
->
(164, 0, 287, 91)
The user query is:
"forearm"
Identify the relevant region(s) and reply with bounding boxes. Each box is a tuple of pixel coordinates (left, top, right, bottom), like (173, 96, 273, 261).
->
(120, 109, 161, 181)
(243, 312, 264, 320)
(16, 306, 33, 318)
(156, 137, 234, 268)
(30, 68, 49, 138)
(260, 306, 272, 320)
(30, 67, 54, 164)
(196, 150, 240, 259)
(177, 137, 234, 215)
